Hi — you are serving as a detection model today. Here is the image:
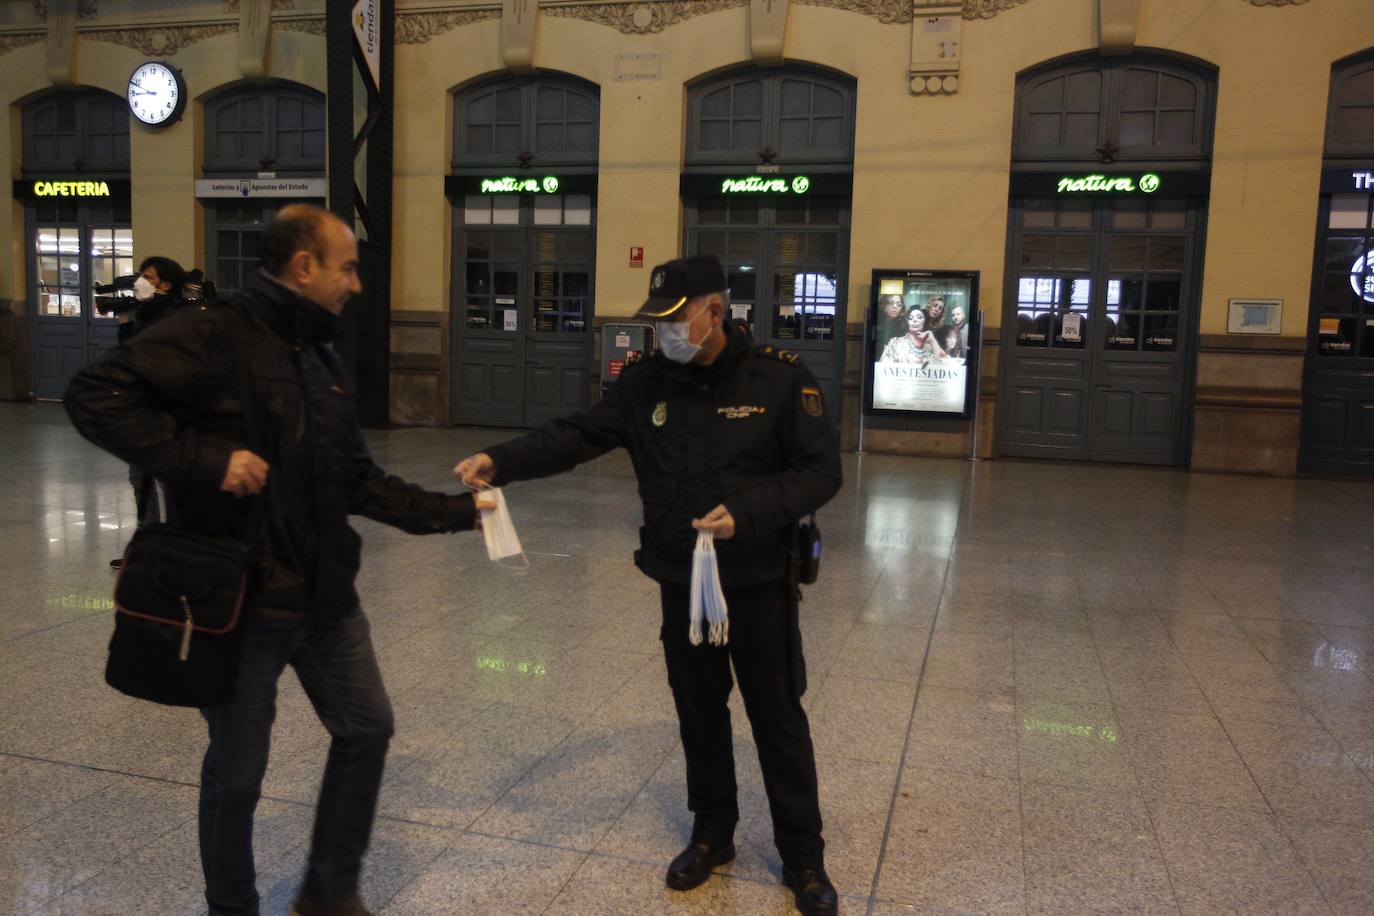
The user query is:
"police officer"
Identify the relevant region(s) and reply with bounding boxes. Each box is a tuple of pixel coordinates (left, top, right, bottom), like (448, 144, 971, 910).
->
(455, 255, 842, 915)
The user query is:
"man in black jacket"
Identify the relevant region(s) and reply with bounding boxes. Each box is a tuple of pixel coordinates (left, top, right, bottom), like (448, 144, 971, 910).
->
(455, 256, 843, 915)
(66, 205, 487, 916)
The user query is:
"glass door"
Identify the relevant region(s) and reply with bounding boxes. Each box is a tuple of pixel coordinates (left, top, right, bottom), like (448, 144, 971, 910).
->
(1001, 196, 1199, 464)
(453, 192, 595, 427)
(30, 198, 131, 398)
(687, 192, 848, 420)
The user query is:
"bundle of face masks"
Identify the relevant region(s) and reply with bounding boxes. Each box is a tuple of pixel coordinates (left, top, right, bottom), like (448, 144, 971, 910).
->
(689, 530, 729, 646)
(479, 486, 528, 568)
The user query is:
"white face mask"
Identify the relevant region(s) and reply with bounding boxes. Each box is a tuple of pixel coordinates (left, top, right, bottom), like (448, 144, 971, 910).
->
(656, 307, 708, 364)
(479, 486, 529, 568)
(689, 530, 729, 646)
(133, 276, 157, 301)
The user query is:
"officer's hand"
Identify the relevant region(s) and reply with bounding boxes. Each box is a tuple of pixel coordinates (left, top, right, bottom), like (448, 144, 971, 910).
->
(454, 453, 496, 490)
(473, 493, 497, 512)
(692, 505, 736, 540)
(221, 449, 269, 498)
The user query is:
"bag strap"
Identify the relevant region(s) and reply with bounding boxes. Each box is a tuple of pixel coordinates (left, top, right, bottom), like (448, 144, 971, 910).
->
(224, 304, 269, 547)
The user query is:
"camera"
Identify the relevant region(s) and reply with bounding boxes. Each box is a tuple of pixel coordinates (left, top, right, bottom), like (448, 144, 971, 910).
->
(94, 274, 138, 316)
(183, 268, 218, 307)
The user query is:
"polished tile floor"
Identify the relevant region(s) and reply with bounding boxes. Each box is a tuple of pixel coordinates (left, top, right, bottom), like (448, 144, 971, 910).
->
(3, 401, 1374, 915)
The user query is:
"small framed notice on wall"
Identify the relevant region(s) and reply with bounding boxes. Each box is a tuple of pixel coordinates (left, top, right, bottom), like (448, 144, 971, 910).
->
(1227, 298, 1282, 335)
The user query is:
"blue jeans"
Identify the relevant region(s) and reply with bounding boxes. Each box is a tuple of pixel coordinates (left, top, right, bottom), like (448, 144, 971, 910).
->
(199, 608, 394, 916)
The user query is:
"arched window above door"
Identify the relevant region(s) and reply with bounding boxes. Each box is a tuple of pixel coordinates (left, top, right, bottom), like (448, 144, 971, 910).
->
(1014, 55, 1215, 162)
(686, 67, 855, 166)
(1327, 51, 1374, 156)
(23, 90, 129, 173)
(203, 83, 325, 173)
(453, 74, 600, 169)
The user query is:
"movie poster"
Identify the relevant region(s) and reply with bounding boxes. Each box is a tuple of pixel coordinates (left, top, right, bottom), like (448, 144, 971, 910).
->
(865, 270, 978, 418)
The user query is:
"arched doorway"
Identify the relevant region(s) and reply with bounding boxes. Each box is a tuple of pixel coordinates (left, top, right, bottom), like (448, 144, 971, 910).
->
(681, 65, 856, 425)
(449, 73, 599, 428)
(200, 82, 326, 294)
(998, 53, 1217, 465)
(22, 89, 131, 398)
(1301, 49, 1374, 475)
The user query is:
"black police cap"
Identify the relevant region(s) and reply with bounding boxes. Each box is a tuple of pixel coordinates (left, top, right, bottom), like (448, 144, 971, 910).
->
(634, 255, 728, 320)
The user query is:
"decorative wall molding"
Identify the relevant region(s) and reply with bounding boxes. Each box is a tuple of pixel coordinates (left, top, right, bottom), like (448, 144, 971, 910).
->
(396, 10, 501, 44)
(544, 0, 746, 35)
(0, 33, 44, 56)
(277, 17, 326, 35)
(82, 23, 238, 55)
(794, 0, 1029, 24)
(962, 0, 1030, 18)
(33, 1, 98, 19)
(223, 0, 295, 10)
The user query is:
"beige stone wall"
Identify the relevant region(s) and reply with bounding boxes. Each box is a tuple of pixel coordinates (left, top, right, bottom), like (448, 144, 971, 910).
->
(3, 0, 1374, 471)
(0, 29, 324, 307)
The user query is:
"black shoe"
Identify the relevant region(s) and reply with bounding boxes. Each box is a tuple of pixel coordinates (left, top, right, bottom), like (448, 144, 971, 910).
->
(109, 557, 122, 569)
(665, 840, 736, 891)
(783, 865, 838, 915)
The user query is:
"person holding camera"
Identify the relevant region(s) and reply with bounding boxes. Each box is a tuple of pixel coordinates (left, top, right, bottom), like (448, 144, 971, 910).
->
(116, 256, 189, 344)
(106, 257, 194, 564)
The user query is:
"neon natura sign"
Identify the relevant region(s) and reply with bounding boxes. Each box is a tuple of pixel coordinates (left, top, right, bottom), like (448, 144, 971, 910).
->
(32, 180, 111, 198)
(720, 176, 811, 194)
(480, 176, 561, 194)
(1056, 173, 1160, 194)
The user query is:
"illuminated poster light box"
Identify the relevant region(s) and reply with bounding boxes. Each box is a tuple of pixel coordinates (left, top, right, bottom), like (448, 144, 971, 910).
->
(863, 268, 981, 420)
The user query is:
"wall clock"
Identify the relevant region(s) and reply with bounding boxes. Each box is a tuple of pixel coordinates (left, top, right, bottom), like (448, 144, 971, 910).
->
(127, 61, 186, 127)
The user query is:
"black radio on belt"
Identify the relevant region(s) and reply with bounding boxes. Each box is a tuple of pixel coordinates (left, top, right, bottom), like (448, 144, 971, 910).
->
(797, 514, 821, 585)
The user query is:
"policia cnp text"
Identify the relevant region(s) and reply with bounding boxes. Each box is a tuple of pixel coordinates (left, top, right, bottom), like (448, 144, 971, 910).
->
(456, 255, 842, 915)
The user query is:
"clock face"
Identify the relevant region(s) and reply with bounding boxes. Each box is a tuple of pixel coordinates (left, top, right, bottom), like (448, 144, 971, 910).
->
(128, 62, 182, 126)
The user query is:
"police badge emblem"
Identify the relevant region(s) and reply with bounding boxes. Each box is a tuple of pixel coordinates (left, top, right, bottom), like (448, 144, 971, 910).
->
(651, 270, 665, 291)
(800, 386, 824, 418)
(652, 401, 668, 427)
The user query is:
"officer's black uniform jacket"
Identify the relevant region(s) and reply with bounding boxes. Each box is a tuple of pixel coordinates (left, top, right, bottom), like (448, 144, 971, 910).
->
(65, 270, 477, 625)
(485, 320, 842, 586)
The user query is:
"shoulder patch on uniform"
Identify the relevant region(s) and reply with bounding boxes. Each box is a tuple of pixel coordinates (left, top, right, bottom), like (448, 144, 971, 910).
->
(755, 343, 800, 365)
(800, 385, 824, 418)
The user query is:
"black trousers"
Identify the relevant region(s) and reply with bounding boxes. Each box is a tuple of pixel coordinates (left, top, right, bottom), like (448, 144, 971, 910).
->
(659, 578, 824, 870)
(200, 609, 394, 916)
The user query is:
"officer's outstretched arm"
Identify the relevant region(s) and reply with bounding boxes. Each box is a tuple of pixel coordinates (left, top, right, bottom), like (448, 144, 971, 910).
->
(478, 379, 629, 486)
(723, 370, 842, 540)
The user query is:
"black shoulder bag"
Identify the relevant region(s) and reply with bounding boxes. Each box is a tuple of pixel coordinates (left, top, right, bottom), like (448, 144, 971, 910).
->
(105, 313, 265, 708)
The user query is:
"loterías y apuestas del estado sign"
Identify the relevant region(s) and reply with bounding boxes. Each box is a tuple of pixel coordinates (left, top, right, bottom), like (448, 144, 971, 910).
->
(1057, 173, 1160, 194)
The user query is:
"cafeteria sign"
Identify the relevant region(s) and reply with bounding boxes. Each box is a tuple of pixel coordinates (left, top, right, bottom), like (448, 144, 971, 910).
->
(1057, 172, 1160, 194)
(32, 180, 110, 197)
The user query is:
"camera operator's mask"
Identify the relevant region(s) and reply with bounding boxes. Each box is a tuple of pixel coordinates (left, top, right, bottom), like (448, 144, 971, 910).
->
(133, 276, 157, 301)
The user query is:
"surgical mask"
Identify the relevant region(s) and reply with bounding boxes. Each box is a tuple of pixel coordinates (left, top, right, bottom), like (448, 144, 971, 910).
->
(133, 276, 157, 301)
(689, 530, 729, 646)
(478, 486, 529, 569)
(656, 309, 708, 364)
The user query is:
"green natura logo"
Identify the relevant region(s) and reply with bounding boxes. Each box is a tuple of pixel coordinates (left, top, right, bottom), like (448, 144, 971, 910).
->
(1138, 172, 1160, 194)
(542, 176, 559, 193)
(791, 176, 811, 194)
